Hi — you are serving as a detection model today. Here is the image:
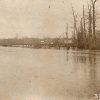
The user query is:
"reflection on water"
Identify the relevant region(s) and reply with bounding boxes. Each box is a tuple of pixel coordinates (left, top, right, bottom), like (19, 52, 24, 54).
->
(64, 50, 100, 98)
(0, 47, 100, 100)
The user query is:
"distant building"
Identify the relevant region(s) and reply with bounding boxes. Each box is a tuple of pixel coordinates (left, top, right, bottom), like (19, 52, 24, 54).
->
(64, 38, 72, 44)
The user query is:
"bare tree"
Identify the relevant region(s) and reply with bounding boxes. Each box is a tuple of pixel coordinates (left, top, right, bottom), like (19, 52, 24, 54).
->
(91, 0, 98, 46)
(87, 3, 93, 49)
(83, 5, 87, 48)
(83, 5, 86, 38)
(71, 6, 78, 46)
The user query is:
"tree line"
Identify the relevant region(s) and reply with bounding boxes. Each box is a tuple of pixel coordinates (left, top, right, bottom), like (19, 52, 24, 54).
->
(71, 0, 100, 49)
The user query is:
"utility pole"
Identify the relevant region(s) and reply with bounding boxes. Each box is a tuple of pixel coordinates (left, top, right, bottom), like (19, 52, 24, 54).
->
(66, 24, 68, 45)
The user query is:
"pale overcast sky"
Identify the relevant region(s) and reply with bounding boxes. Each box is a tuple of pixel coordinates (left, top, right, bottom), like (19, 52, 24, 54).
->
(0, 0, 99, 38)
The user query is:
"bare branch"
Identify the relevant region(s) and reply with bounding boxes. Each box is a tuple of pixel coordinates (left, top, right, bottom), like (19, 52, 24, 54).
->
(91, 0, 94, 5)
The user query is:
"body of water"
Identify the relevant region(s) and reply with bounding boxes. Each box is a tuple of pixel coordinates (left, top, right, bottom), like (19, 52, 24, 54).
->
(0, 47, 100, 100)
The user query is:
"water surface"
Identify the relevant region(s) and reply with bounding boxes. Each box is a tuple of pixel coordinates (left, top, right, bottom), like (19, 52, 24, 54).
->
(0, 47, 100, 100)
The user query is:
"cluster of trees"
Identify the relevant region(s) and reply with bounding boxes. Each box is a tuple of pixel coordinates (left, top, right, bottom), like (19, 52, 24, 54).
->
(0, 38, 41, 48)
(71, 0, 100, 49)
(0, 37, 72, 49)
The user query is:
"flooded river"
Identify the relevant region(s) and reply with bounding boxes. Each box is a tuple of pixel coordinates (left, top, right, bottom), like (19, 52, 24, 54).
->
(0, 47, 100, 100)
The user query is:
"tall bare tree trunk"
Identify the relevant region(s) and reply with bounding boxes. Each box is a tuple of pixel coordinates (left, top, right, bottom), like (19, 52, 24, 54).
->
(91, 0, 98, 48)
(88, 4, 93, 49)
(93, 5, 96, 44)
(83, 5, 86, 48)
(71, 6, 78, 47)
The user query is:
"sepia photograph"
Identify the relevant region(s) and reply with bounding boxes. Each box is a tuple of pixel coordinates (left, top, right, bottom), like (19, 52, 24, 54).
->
(0, 0, 100, 100)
